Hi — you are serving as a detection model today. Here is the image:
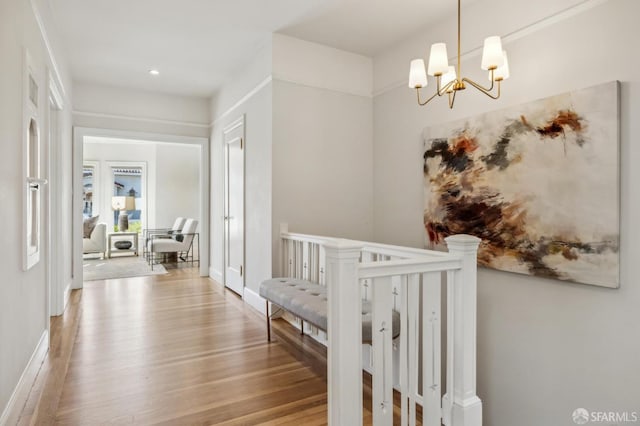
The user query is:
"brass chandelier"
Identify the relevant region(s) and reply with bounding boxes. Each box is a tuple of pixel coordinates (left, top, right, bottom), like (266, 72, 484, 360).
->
(408, 0, 509, 108)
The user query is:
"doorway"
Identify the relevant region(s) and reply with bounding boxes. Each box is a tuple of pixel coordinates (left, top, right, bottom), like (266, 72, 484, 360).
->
(73, 128, 210, 288)
(223, 116, 245, 296)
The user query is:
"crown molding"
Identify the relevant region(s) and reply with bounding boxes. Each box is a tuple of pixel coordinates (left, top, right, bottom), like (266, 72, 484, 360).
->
(210, 75, 272, 126)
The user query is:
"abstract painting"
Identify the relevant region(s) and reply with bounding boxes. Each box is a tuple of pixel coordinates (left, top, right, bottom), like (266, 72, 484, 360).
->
(423, 82, 619, 287)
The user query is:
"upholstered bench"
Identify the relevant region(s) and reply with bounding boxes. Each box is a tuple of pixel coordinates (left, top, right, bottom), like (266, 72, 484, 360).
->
(260, 277, 401, 343)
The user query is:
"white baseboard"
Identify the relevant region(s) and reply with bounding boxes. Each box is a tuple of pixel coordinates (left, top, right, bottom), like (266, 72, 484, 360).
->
(209, 267, 223, 284)
(63, 281, 71, 311)
(0, 331, 48, 425)
(243, 287, 266, 315)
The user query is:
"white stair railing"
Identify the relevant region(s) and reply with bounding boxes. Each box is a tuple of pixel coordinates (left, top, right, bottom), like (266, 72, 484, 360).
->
(279, 224, 482, 426)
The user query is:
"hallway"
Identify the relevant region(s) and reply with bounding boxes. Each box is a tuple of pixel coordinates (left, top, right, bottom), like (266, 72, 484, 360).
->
(23, 269, 329, 425)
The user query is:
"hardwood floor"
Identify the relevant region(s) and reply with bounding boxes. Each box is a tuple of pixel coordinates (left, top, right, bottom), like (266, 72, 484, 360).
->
(19, 267, 336, 425)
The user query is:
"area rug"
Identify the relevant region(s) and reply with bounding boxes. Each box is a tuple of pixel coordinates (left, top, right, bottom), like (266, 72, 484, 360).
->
(83, 256, 167, 281)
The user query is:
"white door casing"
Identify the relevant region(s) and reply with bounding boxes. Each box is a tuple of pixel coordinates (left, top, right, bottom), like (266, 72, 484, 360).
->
(224, 116, 245, 296)
(48, 75, 67, 316)
(72, 128, 211, 289)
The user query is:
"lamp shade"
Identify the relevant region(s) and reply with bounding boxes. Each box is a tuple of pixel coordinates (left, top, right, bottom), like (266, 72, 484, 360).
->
(112, 196, 135, 211)
(489, 50, 510, 81)
(408, 59, 428, 88)
(481, 36, 504, 70)
(427, 43, 449, 76)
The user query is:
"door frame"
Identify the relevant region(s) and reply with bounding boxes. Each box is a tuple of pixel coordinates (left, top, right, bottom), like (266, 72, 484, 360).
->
(47, 71, 66, 317)
(223, 115, 245, 295)
(72, 127, 210, 289)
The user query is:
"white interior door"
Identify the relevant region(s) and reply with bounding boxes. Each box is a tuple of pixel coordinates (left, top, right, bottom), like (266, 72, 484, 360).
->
(224, 117, 244, 296)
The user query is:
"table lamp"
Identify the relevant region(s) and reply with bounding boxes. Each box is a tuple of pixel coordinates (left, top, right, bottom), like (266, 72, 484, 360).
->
(112, 196, 135, 232)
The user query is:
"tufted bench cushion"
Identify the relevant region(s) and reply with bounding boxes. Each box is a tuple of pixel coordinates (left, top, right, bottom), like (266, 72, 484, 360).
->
(260, 277, 400, 342)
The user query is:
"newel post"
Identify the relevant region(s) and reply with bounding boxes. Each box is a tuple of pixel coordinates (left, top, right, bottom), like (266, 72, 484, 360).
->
(444, 234, 482, 426)
(324, 239, 363, 426)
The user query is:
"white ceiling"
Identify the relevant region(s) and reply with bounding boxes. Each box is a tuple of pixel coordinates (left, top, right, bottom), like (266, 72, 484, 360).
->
(50, 0, 475, 97)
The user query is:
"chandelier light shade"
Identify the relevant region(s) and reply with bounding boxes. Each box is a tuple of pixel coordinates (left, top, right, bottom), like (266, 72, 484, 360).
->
(408, 59, 428, 88)
(427, 43, 449, 76)
(481, 36, 504, 70)
(408, 0, 509, 108)
(491, 51, 510, 81)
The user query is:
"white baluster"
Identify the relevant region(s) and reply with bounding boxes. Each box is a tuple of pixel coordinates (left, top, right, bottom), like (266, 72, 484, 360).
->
(303, 240, 310, 280)
(280, 222, 289, 276)
(372, 276, 393, 426)
(408, 273, 420, 426)
(325, 239, 363, 426)
(399, 275, 409, 426)
(319, 244, 326, 285)
(422, 272, 442, 426)
(443, 235, 482, 426)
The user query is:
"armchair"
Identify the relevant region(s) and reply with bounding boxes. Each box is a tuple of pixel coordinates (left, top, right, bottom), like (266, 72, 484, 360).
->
(147, 219, 199, 270)
(142, 217, 186, 256)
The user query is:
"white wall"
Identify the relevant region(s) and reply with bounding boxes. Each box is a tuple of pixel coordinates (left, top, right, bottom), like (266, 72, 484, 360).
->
(0, 0, 73, 418)
(271, 34, 374, 276)
(73, 82, 211, 138)
(84, 138, 200, 232)
(155, 143, 200, 227)
(372, 0, 640, 424)
(272, 79, 374, 274)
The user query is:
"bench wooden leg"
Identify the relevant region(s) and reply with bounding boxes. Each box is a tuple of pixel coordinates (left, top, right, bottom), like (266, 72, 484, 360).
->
(301, 320, 304, 336)
(266, 300, 271, 342)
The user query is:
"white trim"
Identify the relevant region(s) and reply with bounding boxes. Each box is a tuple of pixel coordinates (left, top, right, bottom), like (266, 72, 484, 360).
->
(211, 76, 272, 126)
(63, 282, 71, 311)
(47, 72, 65, 317)
(76, 127, 207, 146)
(209, 267, 223, 283)
(223, 115, 245, 134)
(0, 331, 48, 425)
(49, 73, 64, 111)
(372, 0, 609, 97)
(243, 287, 266, 315)
(29, 0, 66, 100)
(73, 110, 211, 129)
(272, 74, 373, 99)
(211, 74, 372, 128)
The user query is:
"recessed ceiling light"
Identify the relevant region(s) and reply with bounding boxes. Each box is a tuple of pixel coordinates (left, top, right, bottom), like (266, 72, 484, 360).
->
(148, 69, 160, 76)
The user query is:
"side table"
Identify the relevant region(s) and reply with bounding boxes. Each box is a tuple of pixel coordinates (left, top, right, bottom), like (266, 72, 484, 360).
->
(106, 232, 139, 259)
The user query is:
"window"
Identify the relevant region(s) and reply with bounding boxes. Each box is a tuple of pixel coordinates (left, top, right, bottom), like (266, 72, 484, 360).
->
(112, 166, 143, 232)
(83, 166, 95, 218)
(23, 49, 44, 270)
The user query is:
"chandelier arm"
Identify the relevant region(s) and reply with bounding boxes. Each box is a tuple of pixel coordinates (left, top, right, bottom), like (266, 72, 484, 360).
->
(416, 78, 458, 106)
(448, 89, 457, 109)
(462, 77, 501, 99)
(461, 75, 495, 94)
(417, 88, 440, 106)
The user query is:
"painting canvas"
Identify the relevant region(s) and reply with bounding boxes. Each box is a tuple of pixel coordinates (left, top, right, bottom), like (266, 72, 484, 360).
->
(423, 81, 619, 288)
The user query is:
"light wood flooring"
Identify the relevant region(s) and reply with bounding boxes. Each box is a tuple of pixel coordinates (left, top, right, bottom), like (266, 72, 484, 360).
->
(16, 267, 356, 425)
